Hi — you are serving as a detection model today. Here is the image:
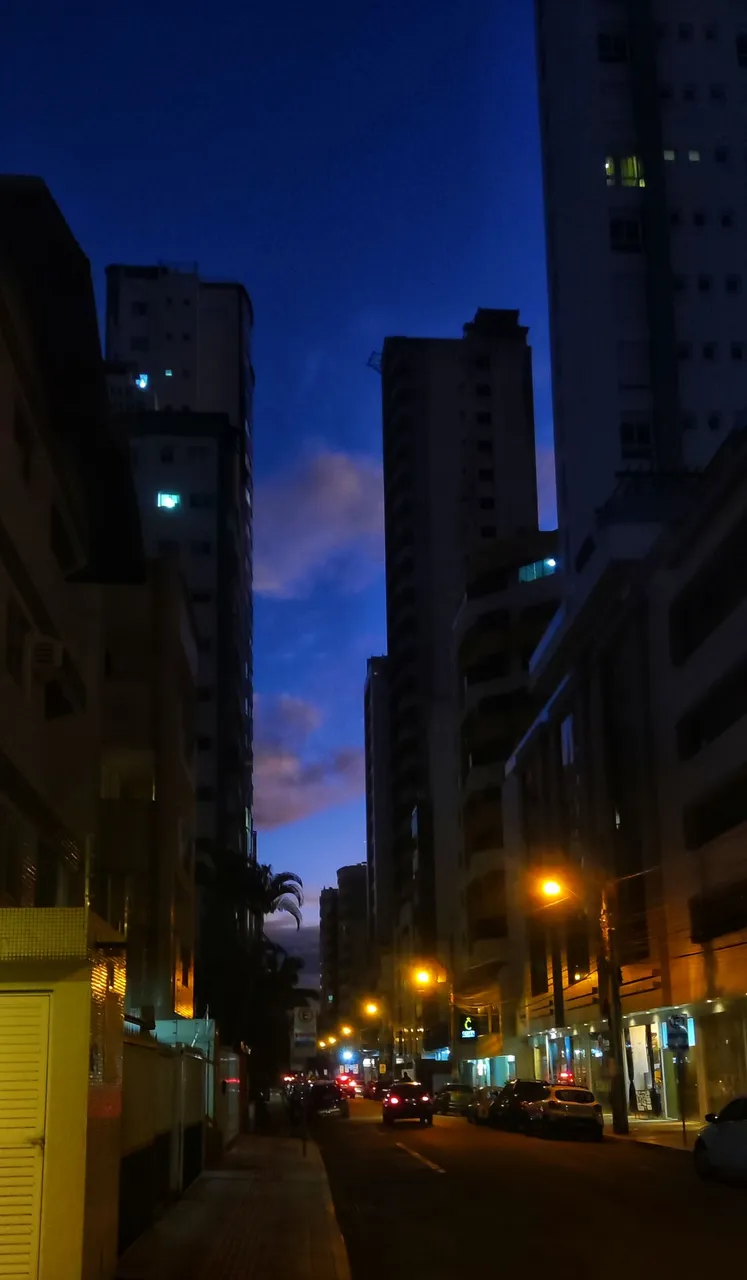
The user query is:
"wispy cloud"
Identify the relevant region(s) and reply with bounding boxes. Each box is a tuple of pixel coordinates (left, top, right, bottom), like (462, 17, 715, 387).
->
(254, 449, 384, 599)
(254, 693, 365, 830)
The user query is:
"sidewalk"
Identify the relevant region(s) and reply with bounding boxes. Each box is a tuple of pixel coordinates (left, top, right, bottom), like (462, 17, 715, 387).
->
(606, 1116, 700, 1152)
(116, 1133, 351, 1280)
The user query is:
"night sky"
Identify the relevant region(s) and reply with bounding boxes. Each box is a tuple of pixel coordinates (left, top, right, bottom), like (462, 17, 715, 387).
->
(4, 0, 555, 974)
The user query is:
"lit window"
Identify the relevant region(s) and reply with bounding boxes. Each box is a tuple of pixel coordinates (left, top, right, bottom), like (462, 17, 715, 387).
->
(663, 149, 676, 162)
(605, 157, 616, 186)
(688, 150, 701, 162)
(620, 155, 645, 187)
(157, 492, 181, 510)
(165, 369, 173, 377)
(518, 558, 557, 583)
(135, 373, 149, 390)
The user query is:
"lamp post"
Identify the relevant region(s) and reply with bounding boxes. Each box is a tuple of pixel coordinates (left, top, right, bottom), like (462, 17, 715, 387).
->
(539, 875, 629, 1136)
(411, 964, 456, 1067)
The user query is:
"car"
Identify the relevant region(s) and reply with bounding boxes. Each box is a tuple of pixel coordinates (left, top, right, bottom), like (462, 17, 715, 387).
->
(466, 1086, 501, 1124)
(488, 1079, 552, 1131)
(363, 1080, 385, 1100)
(694, 1097, 747, 1179)
(526, 1083, 604, 1140)
(432, 1083, 474, 1116)
(382, 1082, 434, 1126)
(335, 1074, 357, 1099)
(305, 1081, 350, 1118)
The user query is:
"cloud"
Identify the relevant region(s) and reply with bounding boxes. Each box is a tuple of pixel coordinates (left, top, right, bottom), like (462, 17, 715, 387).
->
(254, 450, 384, 599)
(254, 693, 365, 830)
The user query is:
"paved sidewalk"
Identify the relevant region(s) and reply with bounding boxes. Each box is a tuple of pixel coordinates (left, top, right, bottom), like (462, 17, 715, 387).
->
(606, 1116, 699, 1152)
(116, 1134, 351, 1280)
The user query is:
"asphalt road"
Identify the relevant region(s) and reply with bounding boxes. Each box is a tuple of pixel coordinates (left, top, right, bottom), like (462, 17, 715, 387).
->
(313, 1099, 743, 1280)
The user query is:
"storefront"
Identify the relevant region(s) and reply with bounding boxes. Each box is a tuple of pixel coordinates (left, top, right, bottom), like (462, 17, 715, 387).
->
(460, 1055, 516, 1089)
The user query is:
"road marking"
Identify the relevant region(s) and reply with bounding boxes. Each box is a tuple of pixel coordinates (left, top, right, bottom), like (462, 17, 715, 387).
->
(396, 1142, 446, 1174)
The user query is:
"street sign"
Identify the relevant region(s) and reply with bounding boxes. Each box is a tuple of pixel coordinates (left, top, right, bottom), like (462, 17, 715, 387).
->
(666, 1015, 689, 1050)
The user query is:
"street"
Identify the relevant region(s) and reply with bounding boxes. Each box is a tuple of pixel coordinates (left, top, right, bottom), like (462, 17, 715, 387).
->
(314, 1099, 743, 1280)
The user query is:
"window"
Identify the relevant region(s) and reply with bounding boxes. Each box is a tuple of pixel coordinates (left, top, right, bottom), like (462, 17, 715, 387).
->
(738, 34, 747, 67)
(673, 273, 686, 291)
(697, 275, 712, 294)
(683, 84, 696, 102)
(474, 356, 490, 371)
(480, 526, 496, 539)
(13, 406, 33, 484)
(693, 211, 706, 227)
(669, 508, 747, 665)
(711, 85, 726, 101)
(703, 342, 717, 361)
(677, 342, 691, 360)
(130, 336, 149, 352)
(189, 493, 216, 509)
(160, 446, 174, 463)
(598, 31, 629, 63)
(681, 413, 696, 432)
(727, 275, 742, 295)
(475, 383, 491, 397)
(715, 147, 729, 163)
(670, 211, 681, 228)
(688, 150, 701, 163)
(478, 468, 494, 482)
(50, 505, 76, 573)
(660, 84, 672, 100)
(476, 411, 492, 425)
(187, 445, 209, 460)
(722, 211, 734, 228)
(684, 770, 747, 851)
(605, 157, 615, 186)
(479, 497, 495, 510)
(131, 301, 148, 317)
(477, 440, 493, 455)
(165, 368, 173, 377)
(619, 155, 645, 188)
(6, 598, 30, 688)
(678, 22, 693, 41)
(663, 149, 676, 162)
(190, 540, 212, 556)
(157, 492, 181, 510)
(196, 787, 215, 802)
(620, 420, 652, 460)
(182, 332, 190, 341)
(518, 558, 557, 583)
(708, 412, 722, 432)
(196, 736, 213, 752)
(191, 590, 213, 604)
(732, 343, 744, 361)
(676, 653, 747, 762)
(197, 686, 214, 702)
(705, 23, 718, 41)
(610, 216, 642, 252)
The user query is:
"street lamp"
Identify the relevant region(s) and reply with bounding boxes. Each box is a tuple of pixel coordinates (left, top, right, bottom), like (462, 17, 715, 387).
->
(364, 1001, 379, 1017)
(340, 1025, 353, 1037)
(318, 1040, 327, 1049)
(413, 968, 434, 988)
(327, 1035, 337, 1045)
(535, 872, 628, 1135)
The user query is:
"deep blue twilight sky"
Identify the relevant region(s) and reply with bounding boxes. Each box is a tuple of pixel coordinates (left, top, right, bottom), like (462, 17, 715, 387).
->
(4, 0, 555, 972)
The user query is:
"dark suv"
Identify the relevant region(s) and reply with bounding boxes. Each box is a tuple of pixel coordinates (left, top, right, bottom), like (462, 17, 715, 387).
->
(488, 1079, 551, 1132)
(382, 1082, 434, 1126)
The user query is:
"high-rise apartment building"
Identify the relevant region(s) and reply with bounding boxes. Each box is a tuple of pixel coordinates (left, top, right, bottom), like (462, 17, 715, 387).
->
(381, 309, 539, 1057)
(364, 657, 392, 958)
(105, 266, 254, 1018)
(535, 1, 747, 580)
(337, 864, 368, 1022)
(320, 886, 339, 1023)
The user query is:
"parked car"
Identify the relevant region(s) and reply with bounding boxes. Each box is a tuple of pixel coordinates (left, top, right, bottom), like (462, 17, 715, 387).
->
(694, 1097, 747, 1179)
(433, 1083, 474, 1116)
(467, 1086, 501, 1124)
(382, 1082, 434, 1126)
(335, 1074, 357, 1099)
(488, 1079, 552, 1131)
(527, 1083, 604, 1140)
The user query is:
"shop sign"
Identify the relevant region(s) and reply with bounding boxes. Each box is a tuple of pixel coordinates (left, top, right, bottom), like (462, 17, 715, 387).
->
(459, 1014, 487, 1040)
(666, 1015, 689, 1050)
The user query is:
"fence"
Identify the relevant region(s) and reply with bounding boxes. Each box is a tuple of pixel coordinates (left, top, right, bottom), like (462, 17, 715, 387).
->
(118, 1035, 206, 1252)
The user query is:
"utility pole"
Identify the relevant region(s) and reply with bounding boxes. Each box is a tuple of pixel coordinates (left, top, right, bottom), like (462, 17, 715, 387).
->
(599, 882, 629, 1135)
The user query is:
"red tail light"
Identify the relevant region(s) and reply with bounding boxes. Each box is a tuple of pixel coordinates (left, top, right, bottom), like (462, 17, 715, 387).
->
(388, 1096, 400, 1105)
(421, 1095, 430, 1102)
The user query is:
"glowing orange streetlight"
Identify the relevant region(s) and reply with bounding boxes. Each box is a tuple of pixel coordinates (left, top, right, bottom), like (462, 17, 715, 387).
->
(541, 879, 564, 900)
(364, 1001, 379, 1017)
(340, 1025, 353, 1037)
(413, 968, 434, 987)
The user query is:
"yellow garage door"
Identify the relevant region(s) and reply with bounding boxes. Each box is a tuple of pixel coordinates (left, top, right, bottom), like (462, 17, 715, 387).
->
(0, 995, 50, 1280)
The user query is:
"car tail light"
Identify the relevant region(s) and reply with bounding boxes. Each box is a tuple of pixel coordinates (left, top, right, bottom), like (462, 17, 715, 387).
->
(389, 1096, 399, 1105)
(421, 1095, 430, 1102)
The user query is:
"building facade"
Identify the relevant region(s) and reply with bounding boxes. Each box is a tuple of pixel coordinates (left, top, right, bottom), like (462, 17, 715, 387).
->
(380, 308, 541, 1061)
(535, 0, 747, 581)
(105, 263, 254, 843)
(320, 886, 339, 1025)
(364, 657, 392, 963)
(499, 433, 747, 1123)
(337, 863, 368, 1022)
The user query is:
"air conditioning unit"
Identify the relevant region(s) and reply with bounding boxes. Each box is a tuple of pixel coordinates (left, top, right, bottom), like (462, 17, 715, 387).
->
(29, 635, 64, 681)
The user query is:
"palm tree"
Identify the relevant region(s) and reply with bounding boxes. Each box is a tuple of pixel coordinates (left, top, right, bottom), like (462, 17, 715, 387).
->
(243, 862, 304, 928)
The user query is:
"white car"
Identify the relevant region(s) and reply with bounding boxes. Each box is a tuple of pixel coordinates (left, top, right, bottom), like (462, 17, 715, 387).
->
(694, 1097, 747, 1178)
(467, 1086, 501, 1125)
(527, 1083, 604, 1140)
